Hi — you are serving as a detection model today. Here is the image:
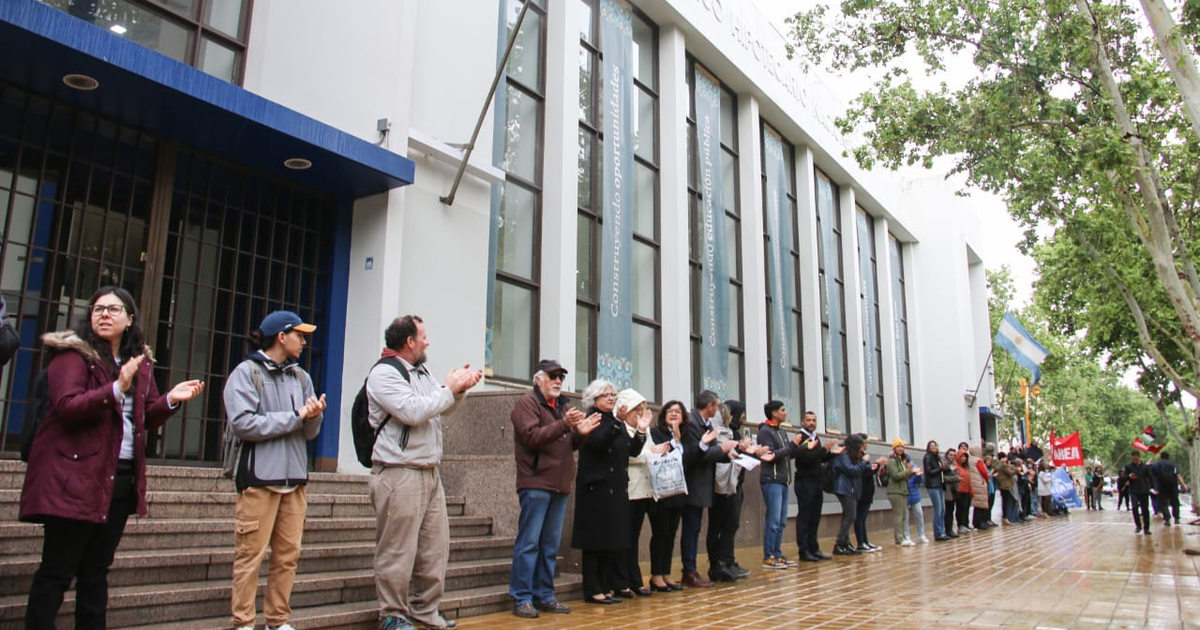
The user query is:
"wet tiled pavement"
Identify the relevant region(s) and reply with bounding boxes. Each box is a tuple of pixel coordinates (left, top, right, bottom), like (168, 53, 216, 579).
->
(464, 507, 1200, 630)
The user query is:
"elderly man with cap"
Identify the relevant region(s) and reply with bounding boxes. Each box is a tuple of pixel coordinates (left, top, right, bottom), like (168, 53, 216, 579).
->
(224, 310, 326, 630)
(366, 315, 482, 630)
(508, 360, 600, 618)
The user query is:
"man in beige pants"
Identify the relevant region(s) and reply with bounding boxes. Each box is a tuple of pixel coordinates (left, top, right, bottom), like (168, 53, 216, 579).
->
(366, 315, 481, 630)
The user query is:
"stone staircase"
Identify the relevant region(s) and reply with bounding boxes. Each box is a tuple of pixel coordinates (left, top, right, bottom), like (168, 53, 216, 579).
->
(0, 461, 581, 630)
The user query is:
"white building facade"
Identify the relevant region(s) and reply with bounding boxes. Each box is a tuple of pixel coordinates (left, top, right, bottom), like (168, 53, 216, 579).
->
(0, 0, 997, 469)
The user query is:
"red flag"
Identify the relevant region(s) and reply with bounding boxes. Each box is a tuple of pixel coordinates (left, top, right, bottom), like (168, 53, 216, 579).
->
(1131, 426, 1163, 454)
(1051, 431, 1084, 466)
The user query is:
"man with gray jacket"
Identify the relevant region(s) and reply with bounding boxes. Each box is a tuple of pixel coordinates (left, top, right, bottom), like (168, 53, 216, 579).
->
(224, 310, 326, 630)
(367, 315, 481, 630)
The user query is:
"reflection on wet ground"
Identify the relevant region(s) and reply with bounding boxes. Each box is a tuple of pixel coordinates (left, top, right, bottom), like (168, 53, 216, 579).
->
(468, 507, 1199, 630)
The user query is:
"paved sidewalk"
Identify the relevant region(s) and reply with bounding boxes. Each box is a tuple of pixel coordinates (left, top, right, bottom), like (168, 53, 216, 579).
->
(467, 508, 1200, 630)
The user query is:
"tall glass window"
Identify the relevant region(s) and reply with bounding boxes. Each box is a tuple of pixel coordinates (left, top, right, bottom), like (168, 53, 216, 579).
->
(890, 234, 913, 443)
(687, 60, 743, 401)
(815, 170, 848, 433)
(40, 0, 253, 84)
(856, 206, 884, 438)
(488, 0, 546, 382)
(760, 123, 803, 413)
(576, 1, 660, 399)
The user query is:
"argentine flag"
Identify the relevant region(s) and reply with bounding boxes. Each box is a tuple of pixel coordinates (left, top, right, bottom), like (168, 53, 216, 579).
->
(994, 312, 1049, 384)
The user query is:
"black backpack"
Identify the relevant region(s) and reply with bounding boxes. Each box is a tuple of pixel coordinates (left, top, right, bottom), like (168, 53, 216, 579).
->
(822, 461, 836, 493)
(350, 357, 409, 468)
(18, 368, 51, 462)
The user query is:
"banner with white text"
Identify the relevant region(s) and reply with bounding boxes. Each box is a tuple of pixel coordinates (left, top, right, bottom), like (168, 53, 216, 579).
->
(1050, 430, 1084, 467)
(597, 0, 635, 389)
(763, 128, 794, 408)
(695, 67, 730, 398)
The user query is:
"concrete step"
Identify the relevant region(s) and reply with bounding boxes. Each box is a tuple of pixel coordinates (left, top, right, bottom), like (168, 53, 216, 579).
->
(0, 489, 467, 522)
(0, 558, 537, 629)
(0, 536, 516, 596)
(0, 515, 493, 557)
(115, 578, 585, 630)
(0, 461, 382, 496)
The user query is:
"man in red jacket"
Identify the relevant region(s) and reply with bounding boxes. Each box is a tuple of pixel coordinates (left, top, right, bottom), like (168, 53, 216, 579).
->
(507, 359, 599, 619)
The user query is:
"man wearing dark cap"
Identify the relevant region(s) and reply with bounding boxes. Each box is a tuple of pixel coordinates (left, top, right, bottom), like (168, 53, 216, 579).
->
(224, 310, 326, 630)
(508, 360, 600, 618)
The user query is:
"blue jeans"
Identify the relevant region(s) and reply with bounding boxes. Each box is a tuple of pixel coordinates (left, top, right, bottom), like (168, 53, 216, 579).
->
(680, 504, 704, 572)
(509, 489, 568, 605)
(928, 488, 946, 538)
(761, 482, 788, 559)
(1003, 491, 1019, 523)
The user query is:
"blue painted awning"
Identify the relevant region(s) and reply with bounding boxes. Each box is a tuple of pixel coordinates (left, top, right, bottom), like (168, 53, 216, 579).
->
(0, 0, 415, 199)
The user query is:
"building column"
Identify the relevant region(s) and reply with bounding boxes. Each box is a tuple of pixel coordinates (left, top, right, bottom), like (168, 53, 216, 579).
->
(841, 187, 866, 436)
(876, 217, 900, 442)
(659, 24, 691, 400)
(538, 0, 582, 386)
(794, 146, 823, 421)
(738, 95, 767, 416)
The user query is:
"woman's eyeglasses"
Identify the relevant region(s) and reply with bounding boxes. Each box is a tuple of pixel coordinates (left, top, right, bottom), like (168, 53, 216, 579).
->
(91, 304, 126, 316)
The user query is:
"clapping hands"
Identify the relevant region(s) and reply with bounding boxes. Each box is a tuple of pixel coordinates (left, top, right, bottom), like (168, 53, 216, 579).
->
(445, 364, 483, 394)
(298, 394, 327, 419)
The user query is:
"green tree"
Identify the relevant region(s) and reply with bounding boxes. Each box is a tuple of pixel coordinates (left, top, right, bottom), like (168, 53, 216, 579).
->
(788, 0, 1200, 507)
(987, 269, 1189, 481)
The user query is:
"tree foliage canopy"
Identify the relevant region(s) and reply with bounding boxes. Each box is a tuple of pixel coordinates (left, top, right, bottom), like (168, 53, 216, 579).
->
(787, 0, 1200, 416)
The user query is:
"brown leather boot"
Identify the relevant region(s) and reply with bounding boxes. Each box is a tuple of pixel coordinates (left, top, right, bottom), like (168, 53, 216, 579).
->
(681, 570, 713, 588)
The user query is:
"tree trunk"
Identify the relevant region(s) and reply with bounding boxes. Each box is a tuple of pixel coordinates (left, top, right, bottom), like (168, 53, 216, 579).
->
(1139, 0, 1200, 141)
(1191, 439, 1199, 515)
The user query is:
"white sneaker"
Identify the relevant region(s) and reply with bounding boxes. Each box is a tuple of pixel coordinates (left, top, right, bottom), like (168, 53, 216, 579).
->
(235, 626, 254, 630)
(899, 539, 916, 547)
(918, 536, 930, 543)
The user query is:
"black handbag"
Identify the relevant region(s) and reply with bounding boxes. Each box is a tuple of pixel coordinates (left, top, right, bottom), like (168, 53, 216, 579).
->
(0, 318, 18, 367)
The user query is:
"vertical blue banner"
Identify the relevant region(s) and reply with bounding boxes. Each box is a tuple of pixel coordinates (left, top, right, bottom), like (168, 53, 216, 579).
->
(695, 68, 729, 399)
(763, 130, 794, 408)
(597, 0, 635, 389)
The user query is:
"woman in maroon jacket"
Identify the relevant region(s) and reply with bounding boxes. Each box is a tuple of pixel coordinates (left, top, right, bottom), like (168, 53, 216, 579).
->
(20, 286, 203, 630)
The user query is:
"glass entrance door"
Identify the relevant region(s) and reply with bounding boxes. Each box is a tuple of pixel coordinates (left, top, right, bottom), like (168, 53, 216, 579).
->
(0, 82, 336, 463)
(0, 85, 156, 450)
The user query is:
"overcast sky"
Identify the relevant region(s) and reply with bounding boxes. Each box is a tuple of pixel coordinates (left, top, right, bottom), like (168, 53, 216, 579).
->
(751, 0, 1039, 308)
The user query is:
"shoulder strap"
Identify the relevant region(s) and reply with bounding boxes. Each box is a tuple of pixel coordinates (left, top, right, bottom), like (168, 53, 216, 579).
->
(369, 356, 410, 438)
(378, 355, 410, 382)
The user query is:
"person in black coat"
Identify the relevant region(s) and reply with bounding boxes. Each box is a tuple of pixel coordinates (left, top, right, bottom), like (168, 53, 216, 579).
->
(646, 401, 687, 592)
(1123, 451, 1153, 535)
(923, 440, 951, 540)
(792, 410, 842, 561)
(571, 381, 647, 603)
(679, 390, 736, 587)
(830, 434, 881, 554)
(854, 432, 883, 552)
(1150, 451, 1187, 527)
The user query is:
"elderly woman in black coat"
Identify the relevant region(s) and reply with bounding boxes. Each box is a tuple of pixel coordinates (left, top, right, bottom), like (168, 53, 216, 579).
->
(571, 381, 649, 603)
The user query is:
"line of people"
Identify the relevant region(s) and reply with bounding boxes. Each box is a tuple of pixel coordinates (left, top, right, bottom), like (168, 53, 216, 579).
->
(506, 386, 1091, 622)
(27, 296, 1168, 630)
